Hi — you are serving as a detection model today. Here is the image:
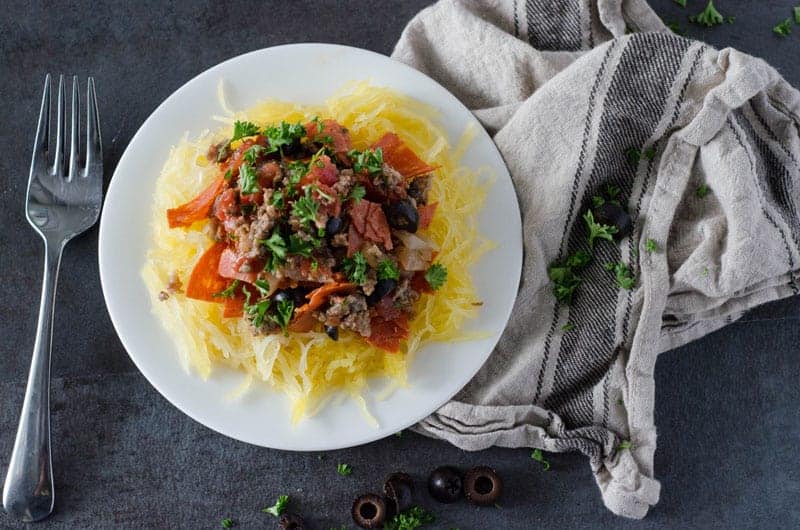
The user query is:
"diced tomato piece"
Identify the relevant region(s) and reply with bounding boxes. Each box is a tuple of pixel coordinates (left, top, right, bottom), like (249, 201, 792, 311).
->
(417, 202, 438, 230)
(300, 154, 338, 186)
(239, 190, 263, 206)
(218, 248, 259, 283)
(167, 176, 226, 228)
(185, 242, 229, 302)
(410, 271, 434, 294)
(306, 119, 352, 163)
(348, 199, 393, 250)
(214, 188, 238, 222)
(372, 133, 437, 179)
(366, 314, 410, 353)
(257, 161, 281, 188)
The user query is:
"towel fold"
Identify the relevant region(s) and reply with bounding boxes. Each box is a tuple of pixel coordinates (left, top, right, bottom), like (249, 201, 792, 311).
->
(393, 0, 800, 518)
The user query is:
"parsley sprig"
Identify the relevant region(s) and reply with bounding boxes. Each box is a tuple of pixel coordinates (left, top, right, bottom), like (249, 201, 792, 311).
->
(261, 231, 288, 272)
(349, 147, 384, 174)
(336, 463, 353, 476)
(292, 187, 320, 227)
(213, 280, 240, 299)
(232, 120, 259, 141)
(584, 210, 618, 248)
(342, 252, 368, 285)
(348, 184, 366, 203)
(531, 448, 551, 471)
(263, 121, 306, 154)
(425, 263, 448, 290)
(270, 299, 294, 335)
(244, 293, 271, 328)
(605, 261, 636, 290)
(773, 18, 793, 37)
(383, 506, 436, 530)
(377, 259, 400, 281)
(689, 0, 724, 27)
(262, 495, 289, 517)
(238, 162, 259, 195)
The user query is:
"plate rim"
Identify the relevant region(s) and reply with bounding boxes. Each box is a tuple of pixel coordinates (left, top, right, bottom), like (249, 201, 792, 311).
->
(98, 42, 523, 451)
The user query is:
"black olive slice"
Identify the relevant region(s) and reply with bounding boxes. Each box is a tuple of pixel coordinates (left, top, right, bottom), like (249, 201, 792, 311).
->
(352, 493, 388, 529)
(325, 325, 339, 341)
(384, 472, 414, 514)
(366, 278, 397, 305)
(427, 466, 463, 504)
(279, 513, 307, 530)
(384, 200, 419, 233)
(326, 216, 344, 236)
(594, 202, 632, 239)
(463, 466, 502, 506)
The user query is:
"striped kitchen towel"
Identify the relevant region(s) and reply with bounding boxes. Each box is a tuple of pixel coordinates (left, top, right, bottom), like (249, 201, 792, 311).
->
(393, 0, 800, 519)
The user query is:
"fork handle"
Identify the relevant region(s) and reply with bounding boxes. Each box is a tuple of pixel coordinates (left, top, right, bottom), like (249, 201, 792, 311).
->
(3, 241, 63, 522)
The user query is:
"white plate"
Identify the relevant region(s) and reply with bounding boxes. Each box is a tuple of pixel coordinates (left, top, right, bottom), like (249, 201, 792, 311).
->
(98, 43, 522, 450)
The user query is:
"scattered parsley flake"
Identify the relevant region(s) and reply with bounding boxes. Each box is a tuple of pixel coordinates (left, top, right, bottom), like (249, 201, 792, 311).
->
(292, 187, 320, 227)
(253, 279, 272, 297)
(584, 210, 618, 248)
(795, 6, 800, 24)
(348, 184, 366, 203)
(244, 294, 270, 328)
(618, 440, 633, 450)
(224, 168, 233, 181)
(221, 518, 234, 528)
(592, 195, 605, 208)
(263, 121, 306, 153)
(213, 280, 240, 298)
(548, 264, 582, 303)
(271, 189, 284, 208)
(262, 495, 289, 517)
(566, 249, 592, 269)
(696, 184, 710, 198)
(689, 0, 724, 27)
(349, 147, 384, 174)
(645, 238, 658, 253)
(270, 299, 294, 335)
(377, 259, 401, 281)
(605, 261, 636, 290)
(342, 252, 368, 285)
(425, 263, 448, 290)
(336, 463, 353, 476)
(238, 162, 259, 195)
(773, 18, 793, 37)
(261, 231, 288, 272)
(561, 322, 575, 332)
(674, 0, 686, 6)
(287, 160, 309, 186)
(288, 234, 319, 257)
(531, 448, 551, 471)
(232, 120, 259, 141)
(243, 144, 267, 164)
(383, 506, 435, 530)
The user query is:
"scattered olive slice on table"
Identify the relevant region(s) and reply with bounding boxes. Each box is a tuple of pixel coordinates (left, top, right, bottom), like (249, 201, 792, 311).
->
(367, 278, 397, 305)
(427, 466, 463, 504)
(594, 202, 632, 239)
(384, 472, 414, 514)
(384, 199, 420, 233)
(463, 466, 503, 506)
(352, 493, 388, 528)
(279, 512, 307, 530)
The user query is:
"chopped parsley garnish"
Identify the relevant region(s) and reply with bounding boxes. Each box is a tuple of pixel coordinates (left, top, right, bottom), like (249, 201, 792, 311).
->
(689, 0, 724, 27)
(605, 184, 622, 199)
(216, 141, 231, 163)
(425, 263, 448, 290)
(625, 147, 655, 167)
(696, 184, 710, 198)
(244, 294, 270, 328)
(286, 160, 309, 186)
(253, 279, 272, 296)
(348, 184, 366, 203)
(605, 261, 635, 290)
(243, 144, 267, 164)
(377, 259, 400, 281)
(548, 264, 582, 303)
(224, 168, 233, 181)
(565, 249, 591, 269)
(336, 463, 353, 476)
(262, 495, 289, 517)
(261, 231, 288, 272)
(342, 252, 368, 285)
(618, 440, 633, 450)
(795, 6, 800, 24)
(674, 0, 686, 6)
(238, 162, 259, 195)
(288, 234, 319, 257)
(645, 238, 658, 253)
(270, 299, 294, 335)
(271, 189, 284, 208)
(292, 187, 320, 227)
(531, 448, 551, 471)
(773, 18, 793, 37)
(383, 506, 435, 530)
(349, 147, 384, 174)
(592, 195, 605, 208)
(221, 518, 234, 528)
(584, 210, 618, 248)
(561, 322, 575, 332)
(232, 120, 260, 141)
(263, 121, 306, 153)
(213, 280, 240, 298)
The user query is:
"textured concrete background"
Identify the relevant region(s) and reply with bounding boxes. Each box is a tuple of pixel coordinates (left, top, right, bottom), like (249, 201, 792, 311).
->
(1, 1, 799, 528)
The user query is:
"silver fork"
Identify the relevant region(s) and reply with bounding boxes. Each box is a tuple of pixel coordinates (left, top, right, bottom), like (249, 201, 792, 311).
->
(2, 75, 102, 522)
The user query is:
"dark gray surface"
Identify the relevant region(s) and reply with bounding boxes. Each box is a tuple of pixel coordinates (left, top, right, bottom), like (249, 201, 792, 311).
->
(1, 1, 799, 528)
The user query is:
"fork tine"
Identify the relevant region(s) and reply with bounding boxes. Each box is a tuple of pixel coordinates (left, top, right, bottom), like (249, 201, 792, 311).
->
(68, 76, 80, 179)
(84, 77, 101, 173)
(30, 74, 51, 174)
(52, 75, 66, 176)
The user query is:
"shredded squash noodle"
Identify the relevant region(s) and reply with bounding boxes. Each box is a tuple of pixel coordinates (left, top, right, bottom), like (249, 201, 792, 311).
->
(142, 82, 491, 422)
